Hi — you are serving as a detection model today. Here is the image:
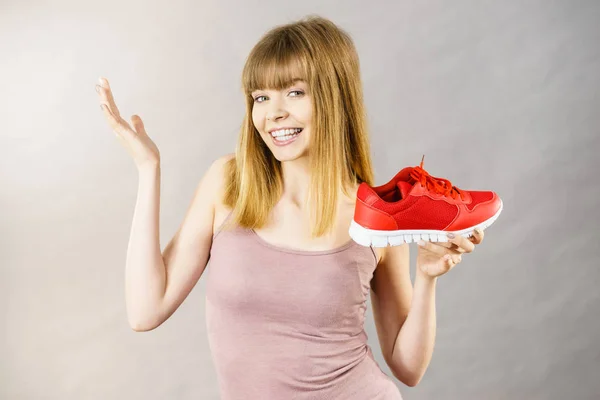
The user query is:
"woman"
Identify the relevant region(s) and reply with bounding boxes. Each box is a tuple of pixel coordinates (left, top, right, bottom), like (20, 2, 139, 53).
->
(96, 15, 484, 400)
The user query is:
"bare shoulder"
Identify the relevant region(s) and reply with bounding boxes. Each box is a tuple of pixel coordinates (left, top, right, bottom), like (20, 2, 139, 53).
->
(208, 152, 234, 187)
(197, 152, 233, 205)
(211, 152, 234, 177)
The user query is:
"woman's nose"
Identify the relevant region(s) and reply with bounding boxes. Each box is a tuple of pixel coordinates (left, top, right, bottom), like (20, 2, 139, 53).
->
(266, 95, 290, 119)
(267, 108, 288, 121)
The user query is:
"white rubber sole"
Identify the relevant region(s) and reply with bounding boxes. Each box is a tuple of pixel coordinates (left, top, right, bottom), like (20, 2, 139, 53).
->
(349, 199, 503, 247)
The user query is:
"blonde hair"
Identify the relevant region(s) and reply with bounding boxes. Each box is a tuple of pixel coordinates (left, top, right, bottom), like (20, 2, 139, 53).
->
(221, 14, 375, 238)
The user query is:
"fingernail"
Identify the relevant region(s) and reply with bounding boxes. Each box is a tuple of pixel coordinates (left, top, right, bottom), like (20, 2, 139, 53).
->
(417, 240, 426, 246)
(447, 233, 455, 239)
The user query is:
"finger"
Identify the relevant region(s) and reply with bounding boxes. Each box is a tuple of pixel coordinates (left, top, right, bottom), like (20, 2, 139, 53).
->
(436, 241, 467, 254)
(451, 243, 467, 254)
(443, 255, 454, 266)
(96, 77, 121, 118)
(444, 253, 462, 266)
(448, 233, 475, 253)
(418, 240, 463, 257)
(434, 241, 453, 249)
(101, 104, 136, 141)
(470, 228, 485, 245)
(130, 115, 147, 136)
(96, 78, 139, 140)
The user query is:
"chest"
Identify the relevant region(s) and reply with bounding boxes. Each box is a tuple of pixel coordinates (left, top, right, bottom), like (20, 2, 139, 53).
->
(213, 202, 383, 263)
(207, 226, 377, 334)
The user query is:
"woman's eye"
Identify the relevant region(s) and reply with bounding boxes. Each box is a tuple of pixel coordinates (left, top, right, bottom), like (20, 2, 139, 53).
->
(253, 90, 304, 103)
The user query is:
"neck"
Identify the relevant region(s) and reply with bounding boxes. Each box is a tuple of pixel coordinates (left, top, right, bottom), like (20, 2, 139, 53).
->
(278, 156, 358, 210)
(280, 156, 311, 208)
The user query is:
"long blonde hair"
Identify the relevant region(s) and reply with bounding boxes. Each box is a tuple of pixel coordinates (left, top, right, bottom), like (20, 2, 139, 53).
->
(221, 14, 375, 238)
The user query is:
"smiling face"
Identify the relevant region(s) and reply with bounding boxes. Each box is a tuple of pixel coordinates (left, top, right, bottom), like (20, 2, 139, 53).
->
(251, 79, 313, 162)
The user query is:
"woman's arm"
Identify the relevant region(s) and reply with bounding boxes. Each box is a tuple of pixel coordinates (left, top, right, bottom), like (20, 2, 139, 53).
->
(371, 244, 437, 387)
(389, 269, 437, 387)
(373, 230, 483, 386)
(124, 164, 167, 331)
(125, 154, 231, 331)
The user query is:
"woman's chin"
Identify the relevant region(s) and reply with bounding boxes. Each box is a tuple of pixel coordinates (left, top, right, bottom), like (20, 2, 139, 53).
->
(266, 135, 309, 160)
(271, 146, 309, 162)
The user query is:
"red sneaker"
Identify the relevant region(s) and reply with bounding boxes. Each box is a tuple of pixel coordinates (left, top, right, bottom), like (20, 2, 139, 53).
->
(349, 156, 503, 247)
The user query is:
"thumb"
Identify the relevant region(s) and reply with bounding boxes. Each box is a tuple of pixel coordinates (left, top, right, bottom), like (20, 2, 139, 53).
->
(130, 115, 147, 136)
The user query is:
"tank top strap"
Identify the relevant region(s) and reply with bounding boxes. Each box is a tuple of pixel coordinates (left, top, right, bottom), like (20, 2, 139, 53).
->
(212, 209, 235, 240)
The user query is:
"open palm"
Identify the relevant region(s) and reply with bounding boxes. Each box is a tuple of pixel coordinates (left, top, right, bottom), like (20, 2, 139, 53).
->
(96, 77, 160, 170)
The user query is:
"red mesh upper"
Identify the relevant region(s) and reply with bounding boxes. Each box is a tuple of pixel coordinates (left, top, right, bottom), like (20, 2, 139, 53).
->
(354, 155, 501, 231)
(372, 196, 458, 230)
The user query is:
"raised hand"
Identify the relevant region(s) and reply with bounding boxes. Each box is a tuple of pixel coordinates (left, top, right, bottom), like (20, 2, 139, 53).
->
(96, 77, 160, 170)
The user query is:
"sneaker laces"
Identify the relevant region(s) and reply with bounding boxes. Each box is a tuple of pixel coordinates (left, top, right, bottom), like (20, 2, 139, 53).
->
(409, 155, 465, 201)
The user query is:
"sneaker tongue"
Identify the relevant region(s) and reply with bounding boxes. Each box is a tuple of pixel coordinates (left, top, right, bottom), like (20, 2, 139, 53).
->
(396, 181, 414, 199)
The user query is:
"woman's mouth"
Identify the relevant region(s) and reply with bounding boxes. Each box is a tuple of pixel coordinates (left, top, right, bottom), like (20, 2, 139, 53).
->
(270, 128, 303, 146)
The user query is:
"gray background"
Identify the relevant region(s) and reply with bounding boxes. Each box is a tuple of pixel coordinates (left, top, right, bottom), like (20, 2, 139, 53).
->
(2, 0, 599, 399)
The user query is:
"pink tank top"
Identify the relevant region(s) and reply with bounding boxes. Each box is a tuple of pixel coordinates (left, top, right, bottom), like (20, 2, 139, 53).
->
(206, 211, 403, 399)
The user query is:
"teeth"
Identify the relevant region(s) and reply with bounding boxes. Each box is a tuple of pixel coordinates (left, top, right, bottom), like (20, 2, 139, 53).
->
(271, 128, 302, 137)
(274, 133, 298, 141)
